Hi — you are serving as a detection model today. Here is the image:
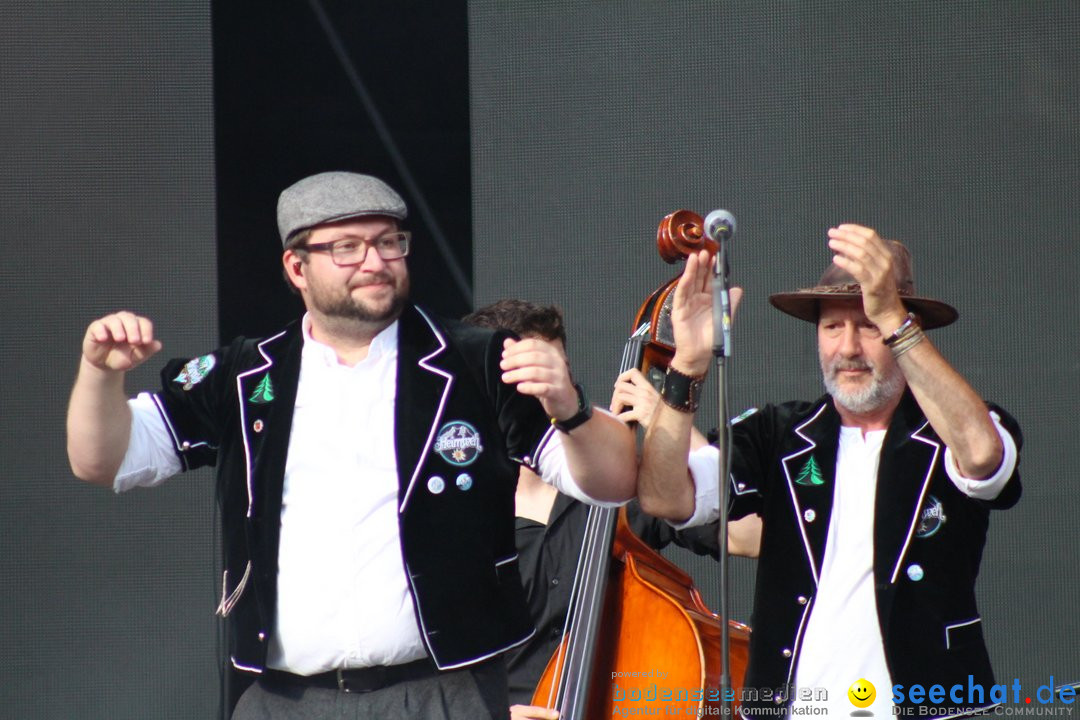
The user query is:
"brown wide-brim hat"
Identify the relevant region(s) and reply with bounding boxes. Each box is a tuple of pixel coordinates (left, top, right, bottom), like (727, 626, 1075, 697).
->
(768, 240, 958, 330)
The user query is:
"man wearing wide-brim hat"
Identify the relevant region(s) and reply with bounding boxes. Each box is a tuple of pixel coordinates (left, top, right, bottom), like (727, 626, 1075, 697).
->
(636, 224, 1022, 718)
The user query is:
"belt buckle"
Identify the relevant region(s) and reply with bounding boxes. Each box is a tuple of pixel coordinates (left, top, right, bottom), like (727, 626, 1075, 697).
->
(336, 668, 350, 693)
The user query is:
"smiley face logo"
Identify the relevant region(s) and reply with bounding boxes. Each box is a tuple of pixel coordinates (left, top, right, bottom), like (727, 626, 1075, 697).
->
(848, 679, 876, 708)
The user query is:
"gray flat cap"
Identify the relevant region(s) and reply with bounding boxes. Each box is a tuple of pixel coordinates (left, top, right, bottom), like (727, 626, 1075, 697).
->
(277, 171, 408, 245)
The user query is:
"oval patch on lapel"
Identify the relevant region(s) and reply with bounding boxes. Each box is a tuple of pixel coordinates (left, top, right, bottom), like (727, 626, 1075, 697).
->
(916, 495, 946, 538)
(433, 420, 483, 467)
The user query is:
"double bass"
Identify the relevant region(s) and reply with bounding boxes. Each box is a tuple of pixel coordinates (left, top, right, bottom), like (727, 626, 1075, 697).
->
(529, 211, 750, 718)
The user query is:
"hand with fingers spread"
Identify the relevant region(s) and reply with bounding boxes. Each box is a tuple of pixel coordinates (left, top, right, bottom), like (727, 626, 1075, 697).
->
(669, 249, 715, 377)
(826, 224, 909, 334)
(668, 250, 746, 377)
(499, 337, 579, 422)
(82, 311, 163, 373)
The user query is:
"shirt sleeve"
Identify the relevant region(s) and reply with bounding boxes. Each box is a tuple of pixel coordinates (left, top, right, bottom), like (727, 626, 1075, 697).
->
(534, 408, 626, 508)
(113, 393, 183, 493)
(943, 410, 1018, 501)
(664, 443, 722, 530)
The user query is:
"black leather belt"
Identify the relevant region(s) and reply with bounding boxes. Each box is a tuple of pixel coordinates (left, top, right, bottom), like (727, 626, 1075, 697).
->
(263, 659, 438, 694)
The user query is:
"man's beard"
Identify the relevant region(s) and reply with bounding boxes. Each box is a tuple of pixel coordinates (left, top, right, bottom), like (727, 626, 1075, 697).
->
(821, 355, 905, 415)
(311, 273, 409, 325)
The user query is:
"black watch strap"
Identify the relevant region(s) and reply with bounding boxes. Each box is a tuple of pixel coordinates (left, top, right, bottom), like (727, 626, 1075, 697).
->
(552, 383, 593, 433)
(661, 367, 705, 413)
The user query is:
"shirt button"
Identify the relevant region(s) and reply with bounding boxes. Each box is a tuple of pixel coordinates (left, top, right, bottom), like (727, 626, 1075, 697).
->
(797, 596, 808, 605)
(782, 648, 792, 658)
(551, 578, 560, 586)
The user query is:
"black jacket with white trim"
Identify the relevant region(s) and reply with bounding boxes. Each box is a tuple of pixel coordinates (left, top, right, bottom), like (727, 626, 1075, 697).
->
(150, 305, 554, 673)
(728, 391, 1021, 716)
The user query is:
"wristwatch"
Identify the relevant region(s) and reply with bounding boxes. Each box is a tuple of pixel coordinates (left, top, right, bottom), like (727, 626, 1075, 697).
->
(551, 383, 593, 433)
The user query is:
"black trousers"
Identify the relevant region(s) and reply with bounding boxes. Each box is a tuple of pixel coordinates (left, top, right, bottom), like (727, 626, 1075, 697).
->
(231, 658, 509, 720)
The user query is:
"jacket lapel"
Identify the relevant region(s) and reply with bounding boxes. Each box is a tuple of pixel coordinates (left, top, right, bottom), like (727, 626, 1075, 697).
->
(780, 398, 839, 585)
(395, 306, 454, 513)
(874, 391, 940, 586)
(235, 325, 302, 520)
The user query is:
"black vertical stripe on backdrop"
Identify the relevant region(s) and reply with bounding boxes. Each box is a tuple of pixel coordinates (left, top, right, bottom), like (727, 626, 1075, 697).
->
(213, 0, 472, 344)
(211, 2, 470, 714)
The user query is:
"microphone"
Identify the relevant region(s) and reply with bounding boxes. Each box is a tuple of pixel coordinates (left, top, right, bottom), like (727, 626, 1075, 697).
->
(704, 209, 737, 243)
(703, 209, 736, 358)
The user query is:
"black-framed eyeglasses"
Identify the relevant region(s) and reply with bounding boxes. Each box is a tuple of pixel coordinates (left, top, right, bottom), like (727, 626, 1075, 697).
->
(301, 231, 411, 266)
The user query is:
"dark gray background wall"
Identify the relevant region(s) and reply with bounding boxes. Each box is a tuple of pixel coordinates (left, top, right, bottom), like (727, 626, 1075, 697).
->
(2, 1, 1076, 718)
(2, 1, 473, 717)
(471, 0, 1079, 692)
(0, 1, 219, 718)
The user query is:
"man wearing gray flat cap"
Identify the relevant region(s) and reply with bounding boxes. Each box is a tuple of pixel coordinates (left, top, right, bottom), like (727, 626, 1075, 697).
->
(66, 171, 637, 719)
(636, 225, 1022, 718)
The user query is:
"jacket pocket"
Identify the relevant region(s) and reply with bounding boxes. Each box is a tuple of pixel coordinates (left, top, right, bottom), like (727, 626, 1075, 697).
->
(216, 561, 251, 617)
(944, 616, 983, 650)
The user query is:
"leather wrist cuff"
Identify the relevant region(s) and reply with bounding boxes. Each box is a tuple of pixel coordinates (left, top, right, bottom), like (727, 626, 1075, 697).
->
(552, 382, 593, 433)
(661, 367, 705, 413)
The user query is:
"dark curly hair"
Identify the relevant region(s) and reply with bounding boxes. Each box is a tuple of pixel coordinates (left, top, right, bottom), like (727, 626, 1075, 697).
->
(462, 299, 567, 346)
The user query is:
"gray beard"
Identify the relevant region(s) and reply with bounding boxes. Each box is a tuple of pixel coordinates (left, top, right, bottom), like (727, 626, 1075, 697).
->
(821, 357, 905, 415)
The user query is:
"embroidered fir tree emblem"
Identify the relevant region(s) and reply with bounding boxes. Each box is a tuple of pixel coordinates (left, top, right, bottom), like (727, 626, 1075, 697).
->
(795, 455, 825, 486)
(248, 374, 275, 404)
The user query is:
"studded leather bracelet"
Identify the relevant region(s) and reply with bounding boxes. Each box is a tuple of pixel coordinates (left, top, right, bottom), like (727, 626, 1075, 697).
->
(660, 366, 705, 413)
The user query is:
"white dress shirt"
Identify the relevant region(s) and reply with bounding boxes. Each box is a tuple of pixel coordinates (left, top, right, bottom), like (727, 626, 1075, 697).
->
(114, 314, 607, 674)
(788, 427, 892, 716)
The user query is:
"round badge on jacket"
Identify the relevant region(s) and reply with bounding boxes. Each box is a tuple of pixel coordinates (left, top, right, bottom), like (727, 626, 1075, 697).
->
(915, 495, 946, 538)
(433, 420, 484, 467)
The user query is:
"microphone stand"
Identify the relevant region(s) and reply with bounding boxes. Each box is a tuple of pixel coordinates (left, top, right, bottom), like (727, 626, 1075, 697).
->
(711, 238, 734, 717)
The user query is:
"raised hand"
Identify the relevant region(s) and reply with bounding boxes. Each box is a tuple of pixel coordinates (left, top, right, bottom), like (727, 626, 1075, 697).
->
(500, 337, 580, 421)
(826, 224, 908, 332)
(669, 249, 715, 376)
(669, 250, 744, 377)
(82, 311, 163, 373)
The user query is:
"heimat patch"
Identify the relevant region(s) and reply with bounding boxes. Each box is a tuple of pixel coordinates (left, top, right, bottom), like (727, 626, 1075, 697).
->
(433, 421, 484, 467)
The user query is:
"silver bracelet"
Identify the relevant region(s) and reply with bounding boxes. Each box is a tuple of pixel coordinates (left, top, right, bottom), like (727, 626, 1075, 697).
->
(890, 327, 926, 358)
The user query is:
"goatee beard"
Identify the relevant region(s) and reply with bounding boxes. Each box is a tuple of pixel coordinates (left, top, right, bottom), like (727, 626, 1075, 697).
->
(317, 273, 410, 327)
(821, 357, 905, 415)
(324, 291, 407, 324)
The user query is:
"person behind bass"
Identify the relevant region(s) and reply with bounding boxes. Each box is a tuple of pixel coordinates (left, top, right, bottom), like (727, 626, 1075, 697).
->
(462, 299, 761, 720)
